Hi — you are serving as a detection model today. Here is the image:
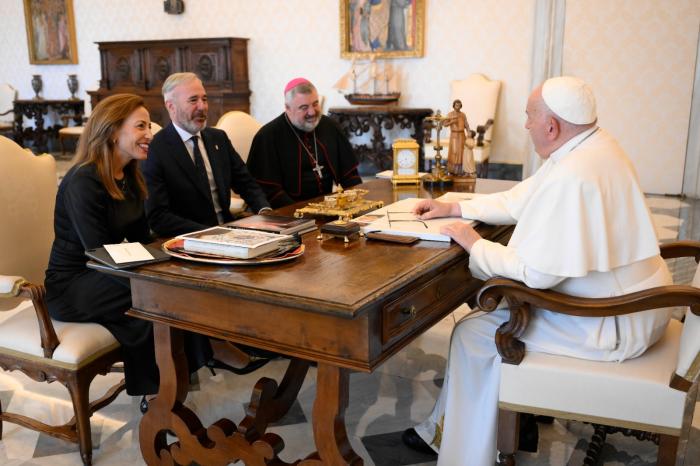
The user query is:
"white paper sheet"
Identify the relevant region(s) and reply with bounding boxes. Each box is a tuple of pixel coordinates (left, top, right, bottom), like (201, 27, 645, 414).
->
(103, 242, 154, 264)
(361, 198, 475, 242)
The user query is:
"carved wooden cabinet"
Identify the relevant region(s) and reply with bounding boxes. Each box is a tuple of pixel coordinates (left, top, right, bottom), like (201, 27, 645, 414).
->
(88, 37, 250, 126)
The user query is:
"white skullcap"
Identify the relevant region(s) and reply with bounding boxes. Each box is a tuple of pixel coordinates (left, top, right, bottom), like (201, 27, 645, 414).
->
(541, 76, 597, 125)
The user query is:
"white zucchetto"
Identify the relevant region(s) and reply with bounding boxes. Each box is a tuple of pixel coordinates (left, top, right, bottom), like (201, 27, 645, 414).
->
(542, 76, 597, 125)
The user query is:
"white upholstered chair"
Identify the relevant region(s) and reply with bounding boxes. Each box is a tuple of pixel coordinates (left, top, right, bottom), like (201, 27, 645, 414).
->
(0, 135, 125, 465)
(215, 111, 263, 214)
(0, 83, 17, 138)
(58, 123, 84, 154)
(475, 241, 700, 466)
(424, 74, 501, 178)
(150, 120, 162, 135)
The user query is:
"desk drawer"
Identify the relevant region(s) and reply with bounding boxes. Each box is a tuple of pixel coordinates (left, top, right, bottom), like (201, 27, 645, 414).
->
(382, 259, 471, 344)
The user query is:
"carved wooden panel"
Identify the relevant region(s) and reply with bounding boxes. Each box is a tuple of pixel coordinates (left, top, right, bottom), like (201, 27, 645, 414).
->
(89, 38, 250, 127)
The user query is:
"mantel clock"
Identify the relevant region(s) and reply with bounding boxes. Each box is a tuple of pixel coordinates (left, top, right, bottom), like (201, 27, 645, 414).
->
(391, 138, 421, 186)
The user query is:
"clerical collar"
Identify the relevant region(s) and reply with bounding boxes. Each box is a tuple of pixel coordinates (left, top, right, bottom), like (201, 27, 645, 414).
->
(172, 122, 202, 144)
(550, 126, 599, 163)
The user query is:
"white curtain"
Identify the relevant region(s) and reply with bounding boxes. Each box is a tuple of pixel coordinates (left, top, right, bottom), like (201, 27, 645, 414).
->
(525, 0, 566, 178)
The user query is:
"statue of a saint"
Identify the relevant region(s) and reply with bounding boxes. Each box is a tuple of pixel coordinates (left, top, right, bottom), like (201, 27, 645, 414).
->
(443, 99, 476, 176)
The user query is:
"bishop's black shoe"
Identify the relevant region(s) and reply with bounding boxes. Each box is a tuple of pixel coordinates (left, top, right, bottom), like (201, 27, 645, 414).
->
(401, 428, 437, 456)
(206, 356, 270, 376)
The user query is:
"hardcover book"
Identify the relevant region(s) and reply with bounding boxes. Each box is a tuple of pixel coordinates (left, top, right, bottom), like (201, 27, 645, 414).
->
(177, 227, 291, 259)
(225, 214, 316, 235)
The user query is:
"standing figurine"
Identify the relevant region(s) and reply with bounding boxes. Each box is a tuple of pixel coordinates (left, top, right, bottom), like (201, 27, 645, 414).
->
(443, 99, 476, 177)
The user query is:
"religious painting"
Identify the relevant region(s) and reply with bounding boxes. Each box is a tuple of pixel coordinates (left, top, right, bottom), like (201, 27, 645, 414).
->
(340, 0, 425, 59)
(23, 0, 78, 64)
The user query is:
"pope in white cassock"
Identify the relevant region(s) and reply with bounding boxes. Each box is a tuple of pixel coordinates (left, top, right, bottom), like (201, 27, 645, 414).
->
(402, 77, 671, 465)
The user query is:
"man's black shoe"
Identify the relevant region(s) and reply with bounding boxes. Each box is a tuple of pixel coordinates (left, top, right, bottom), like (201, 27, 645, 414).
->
(401, 428, 437, 456)
(139, 396, 149, 414)
(206, 357, 270, 375)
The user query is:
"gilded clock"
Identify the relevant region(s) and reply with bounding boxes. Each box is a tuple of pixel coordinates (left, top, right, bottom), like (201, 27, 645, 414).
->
(391, 138, 421, 186)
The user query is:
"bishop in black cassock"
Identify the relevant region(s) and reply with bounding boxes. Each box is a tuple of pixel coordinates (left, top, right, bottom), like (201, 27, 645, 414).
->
(247, 113, 362, 208)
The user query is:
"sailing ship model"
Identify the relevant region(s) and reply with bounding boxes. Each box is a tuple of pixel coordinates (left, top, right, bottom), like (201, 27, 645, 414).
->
(333, 57, 401, 105)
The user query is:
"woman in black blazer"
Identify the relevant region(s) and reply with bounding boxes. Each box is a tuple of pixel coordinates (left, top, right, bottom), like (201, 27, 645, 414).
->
(44, 93, 212, 401)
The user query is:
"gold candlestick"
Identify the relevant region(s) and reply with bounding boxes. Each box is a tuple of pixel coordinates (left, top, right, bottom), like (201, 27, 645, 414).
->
(422, 111, 453, 185)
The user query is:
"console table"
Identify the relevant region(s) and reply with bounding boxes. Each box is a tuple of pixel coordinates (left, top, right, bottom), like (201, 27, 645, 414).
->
(14, 99, 84, 153)
(328, 106, 432, 175)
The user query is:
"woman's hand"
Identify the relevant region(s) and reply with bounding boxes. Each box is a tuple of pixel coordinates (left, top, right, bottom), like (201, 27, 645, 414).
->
(440, 221, 482, 252)
(412, 199, 461, 220)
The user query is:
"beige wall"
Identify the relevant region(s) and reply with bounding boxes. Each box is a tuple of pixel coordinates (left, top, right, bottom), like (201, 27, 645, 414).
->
(562, 0, 700, 194)
(1, 0, 698, 193)
(0, 0, 534, 167)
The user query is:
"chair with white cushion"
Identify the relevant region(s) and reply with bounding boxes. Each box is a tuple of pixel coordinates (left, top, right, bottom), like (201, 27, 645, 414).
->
(476, 240, 700, 466)
(0, 135, 125, 465)
(150, 120, 162, 135)
(0, 83, 17, 139)
(215, 111, 263, 214)
(424, 74, 501, 178)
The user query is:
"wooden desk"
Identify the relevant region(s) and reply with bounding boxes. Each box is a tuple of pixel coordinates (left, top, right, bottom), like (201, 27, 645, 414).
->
(13, 99, 84, 152)
(328, 106, 432, 176)
(94, 178, 515, 465)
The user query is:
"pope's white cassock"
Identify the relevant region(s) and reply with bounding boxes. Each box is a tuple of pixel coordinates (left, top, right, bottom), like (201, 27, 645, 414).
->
(413, 126, 672, 466)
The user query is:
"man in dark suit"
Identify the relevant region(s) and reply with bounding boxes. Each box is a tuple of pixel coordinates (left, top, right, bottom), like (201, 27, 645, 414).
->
(144, 72, 271, 238)
(143, 72, 273, 373)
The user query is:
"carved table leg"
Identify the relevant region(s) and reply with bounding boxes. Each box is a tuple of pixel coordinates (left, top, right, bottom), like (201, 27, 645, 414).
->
(139, 323, 305, 465)
(238, 358, 310, 438)
(299, 363, 362, 466)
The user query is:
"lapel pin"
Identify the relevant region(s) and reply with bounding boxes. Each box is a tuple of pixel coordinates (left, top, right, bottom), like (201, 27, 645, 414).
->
(215, 144, 219, 150)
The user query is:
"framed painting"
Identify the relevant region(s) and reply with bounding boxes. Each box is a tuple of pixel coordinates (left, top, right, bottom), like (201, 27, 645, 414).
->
(340, 0, 425, 59)
(23, 0, 78, 64)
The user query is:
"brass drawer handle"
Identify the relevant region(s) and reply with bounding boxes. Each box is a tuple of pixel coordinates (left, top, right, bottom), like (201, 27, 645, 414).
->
(401, 305, 417, 319)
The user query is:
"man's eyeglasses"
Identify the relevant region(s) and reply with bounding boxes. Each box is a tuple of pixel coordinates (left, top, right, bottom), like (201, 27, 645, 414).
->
(386, 211, 428, 229)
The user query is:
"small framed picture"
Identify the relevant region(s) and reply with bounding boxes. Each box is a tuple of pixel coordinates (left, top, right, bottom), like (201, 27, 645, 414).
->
(339, 0, 425, 59)
(23, 0, 79, 64)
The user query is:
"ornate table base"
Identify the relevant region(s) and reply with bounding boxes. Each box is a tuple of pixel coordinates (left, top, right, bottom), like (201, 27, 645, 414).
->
(141, 323, 362, 466)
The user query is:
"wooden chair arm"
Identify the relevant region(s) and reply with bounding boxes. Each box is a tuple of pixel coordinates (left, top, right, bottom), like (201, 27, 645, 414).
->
(659, 240, 700, 262)
(476, 278, 700, 365)
(18, 283, 60, 358)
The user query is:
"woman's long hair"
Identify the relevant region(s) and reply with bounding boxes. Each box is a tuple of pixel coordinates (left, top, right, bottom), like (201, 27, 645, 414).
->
(73, 93, 148, 200)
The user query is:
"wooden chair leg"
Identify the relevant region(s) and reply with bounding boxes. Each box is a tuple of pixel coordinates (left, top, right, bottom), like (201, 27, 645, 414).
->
(496, 409, 518, 466)
(67, 375, 93, 466)
(657, 434, 679, 466)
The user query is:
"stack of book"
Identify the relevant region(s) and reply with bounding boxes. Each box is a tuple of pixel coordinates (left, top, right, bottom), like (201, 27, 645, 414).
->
(177, 227, 292, 259)
(225, 214, 317, 235)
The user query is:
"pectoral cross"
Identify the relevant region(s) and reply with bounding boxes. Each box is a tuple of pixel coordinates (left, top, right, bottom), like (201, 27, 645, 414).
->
(313, 163, 325, 179)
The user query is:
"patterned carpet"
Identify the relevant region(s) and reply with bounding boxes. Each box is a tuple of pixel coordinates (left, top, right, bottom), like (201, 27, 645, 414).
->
(0, 180, 698, 465)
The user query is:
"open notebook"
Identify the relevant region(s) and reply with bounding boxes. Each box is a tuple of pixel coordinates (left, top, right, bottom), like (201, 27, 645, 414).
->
(361, 197, 479, 242)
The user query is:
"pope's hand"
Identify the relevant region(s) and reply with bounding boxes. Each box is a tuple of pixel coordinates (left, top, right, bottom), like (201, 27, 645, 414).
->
(440, 221, 482, 252)
(412, 199, 460, 220)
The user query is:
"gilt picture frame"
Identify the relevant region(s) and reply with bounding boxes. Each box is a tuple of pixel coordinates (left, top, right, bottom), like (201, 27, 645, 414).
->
(23, 0, 78, 64)
(340, 0, 425, 59)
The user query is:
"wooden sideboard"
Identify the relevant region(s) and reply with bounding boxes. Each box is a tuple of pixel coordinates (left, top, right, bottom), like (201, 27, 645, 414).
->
(87, 37, 250, 126)
(328, 106, 433, 176)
